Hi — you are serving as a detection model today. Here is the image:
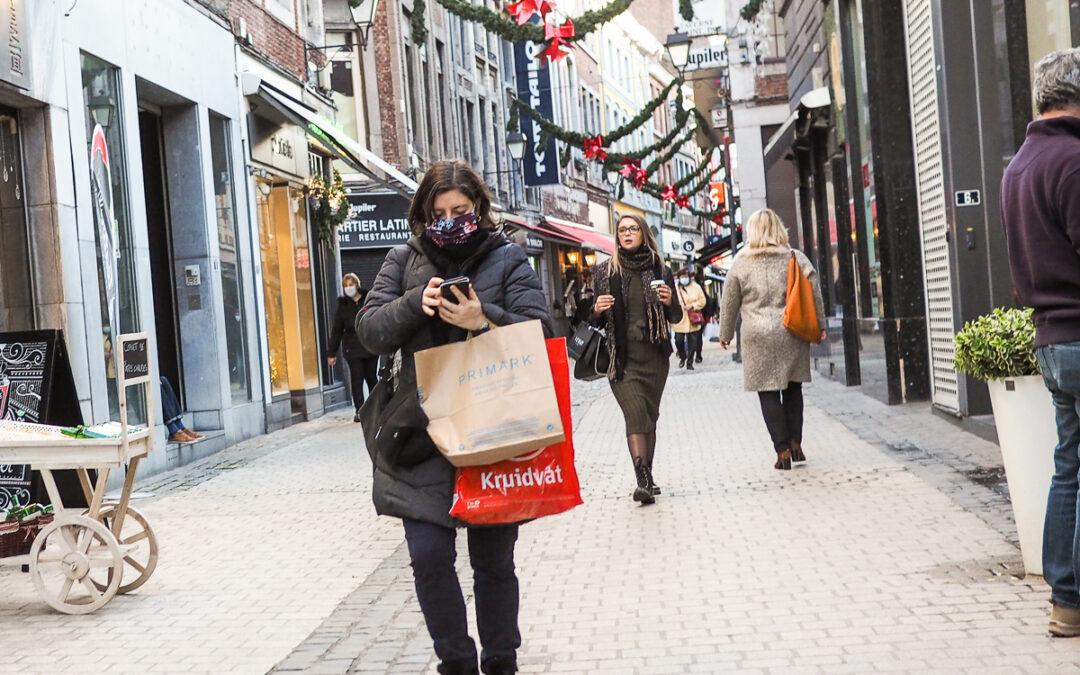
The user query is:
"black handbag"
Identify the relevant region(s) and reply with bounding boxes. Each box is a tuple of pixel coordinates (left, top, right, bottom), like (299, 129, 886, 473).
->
(358, 362, 439, 470)
(571, 324, 610, 382)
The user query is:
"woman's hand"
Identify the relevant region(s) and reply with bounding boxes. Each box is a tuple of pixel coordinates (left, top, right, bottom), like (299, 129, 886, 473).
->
(819, 330, 827, 343)
(657, 284, 673, 306)
(440, 285, 489, 331)
(421, 277, 445, 317)
(720, 340, 730, 350)
(593, 294, 615, 315)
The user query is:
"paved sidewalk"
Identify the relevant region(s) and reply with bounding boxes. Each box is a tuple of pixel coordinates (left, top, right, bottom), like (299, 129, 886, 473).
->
(2, 352, 1079, 673)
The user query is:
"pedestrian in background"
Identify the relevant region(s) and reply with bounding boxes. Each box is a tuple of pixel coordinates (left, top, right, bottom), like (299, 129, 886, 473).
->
(718, 209, 825, 470)
(359, 159, 551, 674)
(328, 273, 377, 423)
(1000, 47, 1080, 638)
(592, 214, 683, 504)
(672, 268, 707, 370)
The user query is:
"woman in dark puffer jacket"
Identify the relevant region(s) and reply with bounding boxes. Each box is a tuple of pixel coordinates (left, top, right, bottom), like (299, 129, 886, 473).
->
(358, 159, 551, 675)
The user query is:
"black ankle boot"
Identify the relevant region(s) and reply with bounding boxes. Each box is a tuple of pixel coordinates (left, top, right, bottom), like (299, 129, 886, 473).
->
(481, 655, 518, 674)
(633, 458, 655, 504)
(439, 658, 480, 675)
(678, 357, 686, 368)
(647, 461, 661, 495)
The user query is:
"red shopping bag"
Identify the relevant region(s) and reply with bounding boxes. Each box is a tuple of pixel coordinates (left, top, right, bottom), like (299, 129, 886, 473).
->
(449, 338, 582, 525)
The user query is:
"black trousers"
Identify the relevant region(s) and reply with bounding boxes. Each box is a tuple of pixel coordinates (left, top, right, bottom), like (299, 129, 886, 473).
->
(403, 519, 521, 670)
(674, 331, 702, 361)
(757, 382, 804, 452)
(346, 356, 378, 410)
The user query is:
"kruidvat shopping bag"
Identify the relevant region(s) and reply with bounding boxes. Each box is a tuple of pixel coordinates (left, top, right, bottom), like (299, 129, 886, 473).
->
(415, 320, 565, 467)
(450, 338, 582, 525)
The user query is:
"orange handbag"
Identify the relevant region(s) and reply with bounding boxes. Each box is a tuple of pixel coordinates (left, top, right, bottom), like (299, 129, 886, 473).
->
(783, 251, 822, 343)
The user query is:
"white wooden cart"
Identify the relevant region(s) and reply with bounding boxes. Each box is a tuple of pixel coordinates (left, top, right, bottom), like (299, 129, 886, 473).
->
(0, 332, 159, 614)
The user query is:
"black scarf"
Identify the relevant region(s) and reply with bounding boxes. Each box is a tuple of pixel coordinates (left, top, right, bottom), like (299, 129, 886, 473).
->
(598, 248, 672, 381)
(419, 230, 500, 346)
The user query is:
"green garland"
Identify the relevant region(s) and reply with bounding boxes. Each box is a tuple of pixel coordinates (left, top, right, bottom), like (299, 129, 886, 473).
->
(679, 0, 694, 21)
(740, 0, 767, 21)
(431, 0, 636, 45)
(643, 124, 698, 175)
(412, 0, 429, 44)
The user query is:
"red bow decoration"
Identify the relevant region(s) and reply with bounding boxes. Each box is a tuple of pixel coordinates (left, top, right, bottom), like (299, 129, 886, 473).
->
(632, 168, 649, 189)
(505, 0, 553, 25)
(661, 184, 678, 202)
(541, 18, 575, 62)
(675, 194, 691, 209)
(712, 212, 726, 225)
(619, 158, 640, 178)
(582, 135, 606, 161)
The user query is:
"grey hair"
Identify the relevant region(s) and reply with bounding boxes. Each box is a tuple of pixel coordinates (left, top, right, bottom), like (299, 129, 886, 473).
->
(1034, 48, 1080, 115)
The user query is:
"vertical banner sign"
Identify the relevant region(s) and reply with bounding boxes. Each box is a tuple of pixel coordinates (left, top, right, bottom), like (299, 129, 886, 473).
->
(513, 28, 561, 187)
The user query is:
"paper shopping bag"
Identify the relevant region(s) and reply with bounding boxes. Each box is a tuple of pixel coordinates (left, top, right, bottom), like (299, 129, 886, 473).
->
(414, 320, 565, 467)
(450, 338, 582, 524)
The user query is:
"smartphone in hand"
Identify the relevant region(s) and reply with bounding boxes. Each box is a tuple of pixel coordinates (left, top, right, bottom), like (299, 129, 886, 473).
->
(439, 276, 471, 302)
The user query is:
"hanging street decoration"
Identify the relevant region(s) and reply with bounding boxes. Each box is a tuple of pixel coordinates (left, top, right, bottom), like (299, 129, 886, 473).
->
(505, 0, 553, 24)
(541, 18, 576, 61)
(582, 135, 607, 161)
(661, 184, 678, 203)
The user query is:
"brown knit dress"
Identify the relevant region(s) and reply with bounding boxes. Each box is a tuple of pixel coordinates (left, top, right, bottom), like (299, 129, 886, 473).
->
(610, 275, 671, 434)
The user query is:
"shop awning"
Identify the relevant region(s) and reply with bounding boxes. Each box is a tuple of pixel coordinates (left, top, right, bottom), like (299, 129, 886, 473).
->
(763, 87, 831, 169)
(499, 213, 579, 247)
(540, 216, 616, 255)
(695, 234, 733, 265)
(243, 74, 418, 197)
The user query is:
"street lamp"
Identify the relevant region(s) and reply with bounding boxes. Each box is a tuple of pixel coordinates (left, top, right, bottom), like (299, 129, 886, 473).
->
(349, 0, 381, 48)
(88, 94, 115, 129)
(506, 131, 526, 162)
(664, 32, 692, 73)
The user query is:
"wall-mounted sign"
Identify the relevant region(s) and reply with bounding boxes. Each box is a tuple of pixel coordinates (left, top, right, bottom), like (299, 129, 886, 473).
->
(513, 23, 561, 187)
(673, 0, 725, 38)
(338, 191, 413, 250)
(525, 234, 544, 254)
(248, 114, 308, 178)
(0, 1, 28, 91)
(955, 190, 981, 207)
(687, 42, 729, 72)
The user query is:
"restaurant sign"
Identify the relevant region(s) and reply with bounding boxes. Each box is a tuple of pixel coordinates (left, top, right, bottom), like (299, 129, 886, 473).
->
(0, 1, 27, 91)
(337, 191, 413, 250)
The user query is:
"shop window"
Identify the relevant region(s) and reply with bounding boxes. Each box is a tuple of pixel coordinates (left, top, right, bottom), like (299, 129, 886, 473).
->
(81, 52, 144, 424)
(291, 189, 321, 391)
(209, 115, 250, 403)
(256, 179, 289, 398)
(1026, 0, 1074, 75)
(0, 107, 32, 332)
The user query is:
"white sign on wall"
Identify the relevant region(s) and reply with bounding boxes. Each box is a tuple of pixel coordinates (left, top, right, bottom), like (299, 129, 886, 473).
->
(673, 0, 726, 38)
(687, 36, 729, 71)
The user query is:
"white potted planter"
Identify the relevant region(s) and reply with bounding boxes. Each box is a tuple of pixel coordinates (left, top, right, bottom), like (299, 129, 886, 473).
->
(956, 307, 1053, 576)
(985, 376, 1056, 575)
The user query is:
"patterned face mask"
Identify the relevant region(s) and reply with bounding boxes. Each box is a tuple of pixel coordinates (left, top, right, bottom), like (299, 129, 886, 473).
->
(426, 212, 479, 248)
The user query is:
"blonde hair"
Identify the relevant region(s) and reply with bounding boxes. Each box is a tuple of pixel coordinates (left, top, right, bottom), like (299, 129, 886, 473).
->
(609, 214, 661, 277)
(342, 273, 361, 288)
(746, 208, 790, 249)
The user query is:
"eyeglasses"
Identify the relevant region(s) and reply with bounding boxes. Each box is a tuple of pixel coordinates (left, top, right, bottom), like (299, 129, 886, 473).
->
(617, 225, 642, 235)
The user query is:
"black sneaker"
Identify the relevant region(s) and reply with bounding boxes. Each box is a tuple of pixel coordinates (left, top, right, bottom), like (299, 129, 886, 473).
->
(678, 358, 686, 368)
(353, 411, 362, 423)
(686, 361, 695, 371)
(695, 354, 703, 363)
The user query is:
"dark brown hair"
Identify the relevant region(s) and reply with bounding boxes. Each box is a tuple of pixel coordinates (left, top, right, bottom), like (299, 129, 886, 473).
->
(407, 159, 495, 235)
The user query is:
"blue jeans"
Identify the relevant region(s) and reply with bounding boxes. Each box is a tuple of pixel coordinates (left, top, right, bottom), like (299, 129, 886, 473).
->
(402, 519, 520, 671)
(160, 376, 184, 435)
(1037, 341, 1080, 607)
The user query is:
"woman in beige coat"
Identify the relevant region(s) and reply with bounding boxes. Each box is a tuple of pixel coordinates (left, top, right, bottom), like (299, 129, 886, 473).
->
(718, 209, 825, 470)
(672, 269, 707, 371)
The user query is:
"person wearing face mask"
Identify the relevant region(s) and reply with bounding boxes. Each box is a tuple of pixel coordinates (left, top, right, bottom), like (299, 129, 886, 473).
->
(592, 214, 683, 504)
(328, 273, 377, 422)
(358, 159, 551, 675)
(671, 268, 707, 371)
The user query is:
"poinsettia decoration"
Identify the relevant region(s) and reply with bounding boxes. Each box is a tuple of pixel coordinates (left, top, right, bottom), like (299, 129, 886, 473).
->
(505, 0, 554, 25)
(583, 135, 607, 161)
(660, 184, 677, 202)
(619, 157, 640, 178)
(632, 168, 649, 189)
(675, 193, 691, 209)
(712, 212, 726, 225)
(541, 18, 575, 61)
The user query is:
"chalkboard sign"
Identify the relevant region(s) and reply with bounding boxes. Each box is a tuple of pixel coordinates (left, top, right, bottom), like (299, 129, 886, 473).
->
(0, 330, 84, 511)
(120, 334, 150, 384)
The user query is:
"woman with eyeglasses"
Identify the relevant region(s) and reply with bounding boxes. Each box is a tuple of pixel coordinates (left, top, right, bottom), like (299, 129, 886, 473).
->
(592, 214, 683, 504)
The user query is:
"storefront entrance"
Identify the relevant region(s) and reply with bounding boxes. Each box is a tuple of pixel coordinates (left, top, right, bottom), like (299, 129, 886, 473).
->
(255, 177, 321, 424)
(138, 109, 184, 407)
(0, 104, 31, 332)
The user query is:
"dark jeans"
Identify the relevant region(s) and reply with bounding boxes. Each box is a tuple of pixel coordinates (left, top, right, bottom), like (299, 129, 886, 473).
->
(403, 519, 521, 670)
(1037, 341, 1080, 608)
(346, 356, 378, 410)
(757, 382, 804, 453)
(160, 376, 184, 435)
(674, 331, 702, 361)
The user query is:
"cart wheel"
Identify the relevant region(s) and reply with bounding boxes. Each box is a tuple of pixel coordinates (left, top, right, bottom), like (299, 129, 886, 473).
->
(29, 514, 123, 615)
(91, 506, 158, 594)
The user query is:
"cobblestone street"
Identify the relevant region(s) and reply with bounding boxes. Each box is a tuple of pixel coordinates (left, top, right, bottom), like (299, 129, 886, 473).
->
(2, 347, 1079, 673)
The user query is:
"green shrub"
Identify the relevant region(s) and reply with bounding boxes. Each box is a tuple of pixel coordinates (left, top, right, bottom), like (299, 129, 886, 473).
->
(953, 307, 1039, 381)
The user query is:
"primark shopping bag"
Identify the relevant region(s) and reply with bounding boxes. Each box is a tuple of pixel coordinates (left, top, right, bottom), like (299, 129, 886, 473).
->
(414, 320, 565, 468)
(450, 338, 582, 524)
